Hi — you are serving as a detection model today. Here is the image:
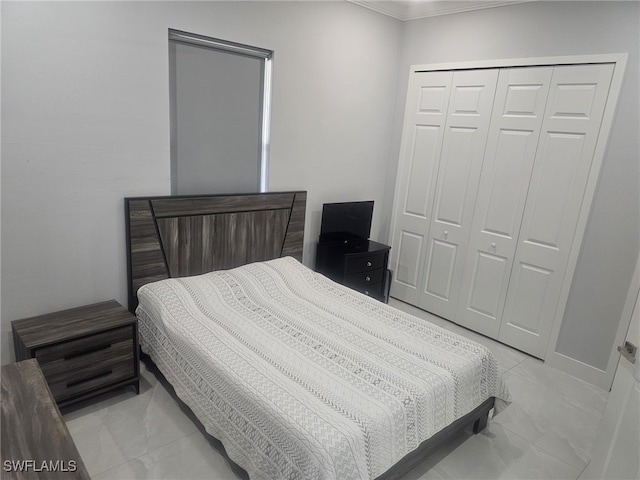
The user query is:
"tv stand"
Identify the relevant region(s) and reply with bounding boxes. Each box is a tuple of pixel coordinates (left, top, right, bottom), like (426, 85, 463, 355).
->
(315, 239, 391, 302)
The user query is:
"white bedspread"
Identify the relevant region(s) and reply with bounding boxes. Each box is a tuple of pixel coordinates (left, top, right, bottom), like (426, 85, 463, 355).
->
(136, 257, 511, 480)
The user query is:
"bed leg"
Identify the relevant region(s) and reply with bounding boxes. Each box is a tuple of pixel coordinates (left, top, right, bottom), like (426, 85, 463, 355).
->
(473, 411, 489, 434)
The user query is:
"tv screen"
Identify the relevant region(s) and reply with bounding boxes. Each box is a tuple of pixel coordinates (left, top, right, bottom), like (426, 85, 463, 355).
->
(320, 201, 374, 242)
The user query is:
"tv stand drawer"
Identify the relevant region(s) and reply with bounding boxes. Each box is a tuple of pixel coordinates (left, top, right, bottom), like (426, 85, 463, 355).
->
(345, 267, 384, 287)
(345, 253, 386, 273)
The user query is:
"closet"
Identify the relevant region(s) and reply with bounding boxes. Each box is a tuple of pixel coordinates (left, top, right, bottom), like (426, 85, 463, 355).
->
(389, 60, 617, 359)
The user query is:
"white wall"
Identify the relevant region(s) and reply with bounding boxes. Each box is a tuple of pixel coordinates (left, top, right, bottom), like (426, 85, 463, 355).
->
(0, 1, 402, 364)
(381, 1, 640, 376)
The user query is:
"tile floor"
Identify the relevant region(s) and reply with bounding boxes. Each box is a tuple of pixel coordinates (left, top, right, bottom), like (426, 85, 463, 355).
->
(63, 298, 609, 479)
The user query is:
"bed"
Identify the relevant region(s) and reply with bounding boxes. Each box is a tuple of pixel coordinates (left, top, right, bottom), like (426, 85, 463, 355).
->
(125, 191, 511, 480)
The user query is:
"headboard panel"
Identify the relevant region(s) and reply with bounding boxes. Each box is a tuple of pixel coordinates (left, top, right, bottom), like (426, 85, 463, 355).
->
(126, 191, 307, 312)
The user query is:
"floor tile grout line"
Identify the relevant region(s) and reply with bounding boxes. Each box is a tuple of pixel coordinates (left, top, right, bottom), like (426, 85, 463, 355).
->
(502, 358, 609, 417)
(65, 377, 198, 477)
(496, 421, 587, 475)
(499, 355, 529, 375)
(90, 429, 198, 478)
(577, 461, 590, 480)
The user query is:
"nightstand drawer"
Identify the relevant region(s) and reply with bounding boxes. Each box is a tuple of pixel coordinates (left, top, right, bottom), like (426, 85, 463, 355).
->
(47, 358, 135, 403)
(345, 253, 386, 273)
(35, 326, 136, 402)
(35, 325, 134, 364)
(344, 268, 384, 287)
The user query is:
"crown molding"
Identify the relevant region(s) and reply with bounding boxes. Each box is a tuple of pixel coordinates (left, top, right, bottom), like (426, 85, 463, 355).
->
(349, 0, 533, 21)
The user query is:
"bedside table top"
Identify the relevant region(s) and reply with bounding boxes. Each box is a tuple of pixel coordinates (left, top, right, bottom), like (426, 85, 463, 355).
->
(12, 300, 136, 351)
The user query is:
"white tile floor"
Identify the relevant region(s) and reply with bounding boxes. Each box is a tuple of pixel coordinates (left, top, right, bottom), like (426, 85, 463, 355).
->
(63, 298, 609, 479)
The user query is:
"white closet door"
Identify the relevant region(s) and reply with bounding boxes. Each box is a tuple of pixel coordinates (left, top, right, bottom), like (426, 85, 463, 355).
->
(498, 63, 615, 358)
(389, 71, 452, 304)
(418, 69, 498, 319)
(456, 67, 553, 338)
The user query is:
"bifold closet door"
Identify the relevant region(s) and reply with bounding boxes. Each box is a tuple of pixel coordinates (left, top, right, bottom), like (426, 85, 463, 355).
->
(497, 63, 615, 358)
(417, 69, 498, 319)
(388, 71, 453, 304)
(391, 60, 619, 360)
(456, 67, 553, 338)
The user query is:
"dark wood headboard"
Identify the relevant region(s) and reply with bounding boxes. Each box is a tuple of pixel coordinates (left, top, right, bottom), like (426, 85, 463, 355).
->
(125, 191, 307, 313)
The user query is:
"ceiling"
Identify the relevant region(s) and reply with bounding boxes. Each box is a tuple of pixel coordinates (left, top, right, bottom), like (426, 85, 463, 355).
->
(348, 0, 533, 20)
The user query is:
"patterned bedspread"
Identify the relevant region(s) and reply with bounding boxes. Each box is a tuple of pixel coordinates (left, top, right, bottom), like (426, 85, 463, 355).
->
(136, 257, 511, 480)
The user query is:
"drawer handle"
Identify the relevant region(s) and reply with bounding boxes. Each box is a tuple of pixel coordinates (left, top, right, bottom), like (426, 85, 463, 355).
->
(66, 369, 113, 388)
(366, 261, 372, 267)
(365, 276, 371, 282)
(64, 343, 112, 360)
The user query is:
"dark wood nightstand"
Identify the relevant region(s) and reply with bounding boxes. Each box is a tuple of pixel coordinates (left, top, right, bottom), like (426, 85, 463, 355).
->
(11, 300, 140, 408)
(316, 239, 391, 302)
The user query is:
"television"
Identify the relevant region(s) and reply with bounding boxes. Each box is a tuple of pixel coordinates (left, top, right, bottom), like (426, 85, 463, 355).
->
(320, 201, 374, 243)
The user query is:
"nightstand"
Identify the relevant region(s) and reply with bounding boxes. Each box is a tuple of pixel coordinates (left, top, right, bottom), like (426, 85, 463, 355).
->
(12, 300, 140, 408)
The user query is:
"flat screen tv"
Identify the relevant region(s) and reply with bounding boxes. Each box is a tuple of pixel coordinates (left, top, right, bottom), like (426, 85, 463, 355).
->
(320, 201, 374, 243)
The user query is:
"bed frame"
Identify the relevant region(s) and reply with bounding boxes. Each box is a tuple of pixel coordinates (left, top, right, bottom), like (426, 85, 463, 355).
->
(124, 191, 494, 480)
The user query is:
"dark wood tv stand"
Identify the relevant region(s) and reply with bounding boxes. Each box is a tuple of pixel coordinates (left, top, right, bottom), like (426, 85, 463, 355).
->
(315, 238, 391, 302)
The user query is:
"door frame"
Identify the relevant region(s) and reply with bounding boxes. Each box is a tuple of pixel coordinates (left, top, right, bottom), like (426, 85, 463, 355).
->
(392, 53, 628, 388)
(553, 253, 639, 390)
(585, 254, 639, 477)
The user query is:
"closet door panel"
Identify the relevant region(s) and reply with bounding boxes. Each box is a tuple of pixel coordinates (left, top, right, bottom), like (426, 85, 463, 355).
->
(389, 71, 452, 303)
(466, 251, 509, 321)
(504, 262, 554, 334)
(424, 239, 457, 301)
(523, 132, 587, 246)
(499, 63, 615, 358)
(457, 67, 552, 337)
(395, 231, 424, 290)
(404, 126, 443, 217)
(433, 127, 481, 225)
(418, 69, 498, 318)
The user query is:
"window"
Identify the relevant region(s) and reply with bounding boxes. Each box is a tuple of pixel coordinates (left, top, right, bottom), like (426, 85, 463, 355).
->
(169, 30, 273, 194)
